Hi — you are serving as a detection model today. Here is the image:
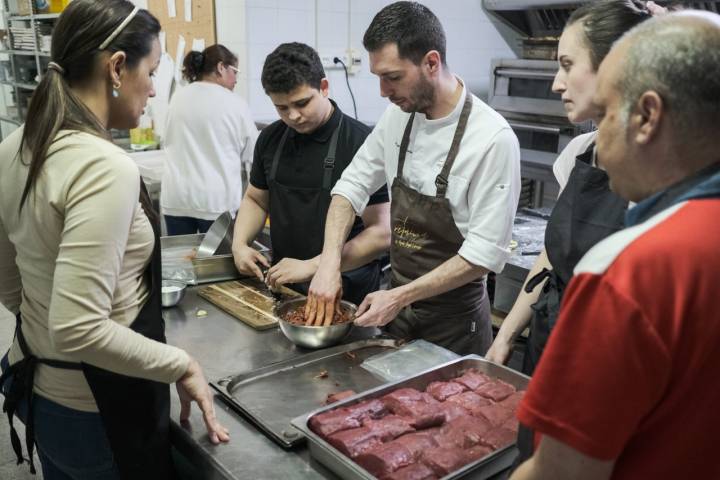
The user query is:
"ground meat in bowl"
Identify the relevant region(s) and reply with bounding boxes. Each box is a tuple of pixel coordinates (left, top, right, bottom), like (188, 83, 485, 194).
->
(283, 303, 354, 326)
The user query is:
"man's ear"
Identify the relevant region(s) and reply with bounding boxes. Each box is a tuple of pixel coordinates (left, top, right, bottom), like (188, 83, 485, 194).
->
(423, 50, 442, 76)
(633, 91, 664, 145)
(320, 77, 330, 97)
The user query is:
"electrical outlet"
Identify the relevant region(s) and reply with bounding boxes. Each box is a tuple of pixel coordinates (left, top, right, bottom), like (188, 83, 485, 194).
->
(320, 50, 362, 74)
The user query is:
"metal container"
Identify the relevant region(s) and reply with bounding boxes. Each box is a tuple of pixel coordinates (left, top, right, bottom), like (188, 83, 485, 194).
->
(196, 211, 234, 258)
(274, 298, 356, 349)
(291, 355, 530, 480)
(161, 279, 187, 307)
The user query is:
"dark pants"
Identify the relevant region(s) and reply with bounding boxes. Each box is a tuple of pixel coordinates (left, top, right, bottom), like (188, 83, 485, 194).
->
(1, 354, 120, 480)
(164, 215, 214, 236)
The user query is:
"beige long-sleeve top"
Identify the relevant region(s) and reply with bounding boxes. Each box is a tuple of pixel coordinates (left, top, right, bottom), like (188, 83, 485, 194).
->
(0, 128, 189, 412)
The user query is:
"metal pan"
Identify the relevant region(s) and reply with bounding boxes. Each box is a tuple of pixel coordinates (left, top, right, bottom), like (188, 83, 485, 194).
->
(196, 211, 234, 258)
(291, 355, 530, 480)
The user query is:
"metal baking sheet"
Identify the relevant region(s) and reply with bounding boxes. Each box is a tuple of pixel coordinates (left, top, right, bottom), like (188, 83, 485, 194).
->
(291, 356, 530, 480)
(210, 339, 407, 448)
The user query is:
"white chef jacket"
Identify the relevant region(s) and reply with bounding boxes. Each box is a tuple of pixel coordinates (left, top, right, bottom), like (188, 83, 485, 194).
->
(161, 82, 258, 220)
(332, 81, 521, 273)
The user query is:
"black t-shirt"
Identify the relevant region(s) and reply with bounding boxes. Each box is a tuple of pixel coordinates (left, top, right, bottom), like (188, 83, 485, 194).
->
(250, 101, 389, 248)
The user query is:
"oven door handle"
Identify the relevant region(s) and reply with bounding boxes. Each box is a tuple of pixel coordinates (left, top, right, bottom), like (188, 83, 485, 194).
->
(508, 121, 561, 135)
(494, 68, 556, 80)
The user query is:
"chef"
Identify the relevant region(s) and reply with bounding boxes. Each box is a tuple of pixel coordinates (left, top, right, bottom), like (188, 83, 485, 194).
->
(231, 42, 390, 305)
(306, 1, 521, 355)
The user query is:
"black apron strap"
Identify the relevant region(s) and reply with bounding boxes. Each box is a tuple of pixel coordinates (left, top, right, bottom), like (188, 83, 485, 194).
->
(322, 116, 344, 190)
(0, 314, 82, 474)
(524, 268, 552, 293)
(269, 127, 291, 183)
(436, 90, 473, 198)
(396, 113, 416, 179)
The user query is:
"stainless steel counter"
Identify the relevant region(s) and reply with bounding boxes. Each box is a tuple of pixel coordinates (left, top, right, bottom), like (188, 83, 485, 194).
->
(164, 287, 377, 479)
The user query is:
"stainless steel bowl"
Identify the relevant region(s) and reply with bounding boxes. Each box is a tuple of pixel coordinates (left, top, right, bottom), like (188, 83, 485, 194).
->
(196, 211, 234, 258)
(161, 280, 187, 308)
(275, 298, 356, 349)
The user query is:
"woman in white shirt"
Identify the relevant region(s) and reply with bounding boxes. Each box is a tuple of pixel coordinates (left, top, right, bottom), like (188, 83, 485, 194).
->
(161, 44, 258, 235)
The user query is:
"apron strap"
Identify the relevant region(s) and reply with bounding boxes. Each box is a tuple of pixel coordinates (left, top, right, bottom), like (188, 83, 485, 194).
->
(436, 90, 473, 198)
(395, 89, 474, 198)
(269, 127, 291, 183)
(396, 113, 416, 180)
(322, 116, 344, 190)
(1, 314, 83, 474)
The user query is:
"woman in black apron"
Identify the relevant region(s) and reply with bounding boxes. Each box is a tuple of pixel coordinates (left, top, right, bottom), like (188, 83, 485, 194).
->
(0, 2, 226, 478)
(480, 0, 654, 462)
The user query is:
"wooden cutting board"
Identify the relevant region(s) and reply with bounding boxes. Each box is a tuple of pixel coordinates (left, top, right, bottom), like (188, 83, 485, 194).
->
(198, 279, 301, 330)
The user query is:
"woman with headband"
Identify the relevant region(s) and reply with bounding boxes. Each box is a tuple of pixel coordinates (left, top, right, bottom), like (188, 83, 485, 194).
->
(161, 45, 258, 235)
(483, 0, 656, 461)
(0, 1, 228, 478)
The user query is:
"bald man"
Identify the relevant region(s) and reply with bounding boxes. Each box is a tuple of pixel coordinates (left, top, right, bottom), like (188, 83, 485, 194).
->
(511, 11, 720, 480)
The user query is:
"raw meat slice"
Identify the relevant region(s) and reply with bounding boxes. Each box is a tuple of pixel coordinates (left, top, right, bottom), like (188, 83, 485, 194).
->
(445, 391, 492, 416)
(345, 398, 387, 420)
(475, 380, 516, 402)
(363, 415, 415, 441)
(502, 416, 519, 433)
(422, 447, 469, 476)
(407, 404, 446, 430)
(382, 388, 426, 407)
(454, 370, 491, 390)
(327, 426, 382, 458)
(383, 389, 439, 421)
(436, 416, 493, 449)
(435, 402, 472, 422)
(383, 462, 438, 480)
(475, 404, 513, 427)
(309, 408, 362, 437)
(465, 445, 493, 462)
(325, 390, 357, 405)
(394, 431, 439, 459)
(498, 390, 525, 411)
(425, 381, 467, 401)
(356, 442, 414, 478)
(480, 427, 517, 449)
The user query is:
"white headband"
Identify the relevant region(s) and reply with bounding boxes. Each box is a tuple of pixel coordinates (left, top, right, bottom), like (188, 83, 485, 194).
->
(98, 6, 140, 50)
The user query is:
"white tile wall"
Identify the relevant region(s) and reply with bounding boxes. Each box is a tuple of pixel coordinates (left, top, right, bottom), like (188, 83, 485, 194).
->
(216, 0, 516, 126)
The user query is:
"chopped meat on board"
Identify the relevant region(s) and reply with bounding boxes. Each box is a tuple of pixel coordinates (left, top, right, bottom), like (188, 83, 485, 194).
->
(327, 426, 382, 458)
(363, 415, 416, 442)
(475, 380, 516, 402)
(325, 390, 357, 405)
(383, 462, 438, 480)
(356, 442, 414, 478)
(421, 447, 470, 476)
(425, 381, 468, 401)
(454, 369, 491, 390)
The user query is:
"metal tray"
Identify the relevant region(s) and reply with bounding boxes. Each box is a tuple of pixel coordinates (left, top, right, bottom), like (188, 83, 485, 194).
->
(291, 356, 530, 480)
(210, 338, 407, 448)
(161, 234, 269, 284)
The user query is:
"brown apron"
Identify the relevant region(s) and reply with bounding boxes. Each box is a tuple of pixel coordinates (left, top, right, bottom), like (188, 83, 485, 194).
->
(385, 91, 492, 355)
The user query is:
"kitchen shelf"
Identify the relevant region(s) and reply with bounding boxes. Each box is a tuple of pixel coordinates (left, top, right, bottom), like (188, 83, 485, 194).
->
(0, 80, 37, 89)
(0, 114, 21, 124)
(8, 13, 60, 20)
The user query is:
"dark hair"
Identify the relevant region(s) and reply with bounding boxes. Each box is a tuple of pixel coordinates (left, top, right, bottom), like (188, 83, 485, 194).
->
(182, 44, 238, 83)
(19, 0, 160, 211)
(261, 42, 325, 94)
(362, 1, 446, 66)
(567, 0, 652, 70)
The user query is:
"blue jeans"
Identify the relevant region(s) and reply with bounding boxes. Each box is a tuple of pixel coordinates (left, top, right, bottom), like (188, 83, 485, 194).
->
(164, 215, 214, 236)
(1, 354, 121, 480)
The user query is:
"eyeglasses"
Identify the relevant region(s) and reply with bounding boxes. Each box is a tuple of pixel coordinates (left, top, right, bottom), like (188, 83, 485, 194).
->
(227, 65, 240, 74)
